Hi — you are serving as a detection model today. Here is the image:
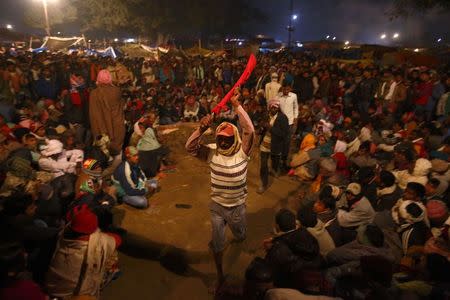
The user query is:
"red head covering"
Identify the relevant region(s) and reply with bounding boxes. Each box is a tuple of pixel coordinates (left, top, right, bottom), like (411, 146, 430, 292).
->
(96, 69, 112, 85)
(67, 204, 98, 234)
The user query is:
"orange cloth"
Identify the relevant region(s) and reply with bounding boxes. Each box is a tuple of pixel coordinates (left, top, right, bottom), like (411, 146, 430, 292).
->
(299, 133, 316, 152)
(310, 174, 323, 193)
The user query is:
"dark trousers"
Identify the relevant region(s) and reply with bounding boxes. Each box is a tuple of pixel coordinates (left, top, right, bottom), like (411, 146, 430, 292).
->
(281, 125, 294, 170)
(139, 146, 170, 177)
(260, 151, 281, 187)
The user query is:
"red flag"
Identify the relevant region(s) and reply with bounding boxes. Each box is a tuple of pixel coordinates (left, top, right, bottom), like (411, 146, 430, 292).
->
(211, 54, 257, 114)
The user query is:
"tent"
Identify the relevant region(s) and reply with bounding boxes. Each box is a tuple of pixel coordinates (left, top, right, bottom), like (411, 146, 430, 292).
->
(120, 43, 159, 59)
(185, 46, 214, 57)
(41, 36, 85, 50)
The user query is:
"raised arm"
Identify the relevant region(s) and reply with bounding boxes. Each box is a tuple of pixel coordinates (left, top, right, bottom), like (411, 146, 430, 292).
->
(230, 92, 255, 156)
(185, 114, 212, 158)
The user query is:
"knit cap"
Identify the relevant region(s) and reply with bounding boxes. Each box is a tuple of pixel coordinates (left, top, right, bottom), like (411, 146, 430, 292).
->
(82, 158, 102, 177)
(67, 204, 98, 234)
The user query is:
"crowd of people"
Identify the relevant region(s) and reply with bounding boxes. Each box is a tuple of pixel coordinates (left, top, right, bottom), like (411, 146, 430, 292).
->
(0, 46, 448, 299)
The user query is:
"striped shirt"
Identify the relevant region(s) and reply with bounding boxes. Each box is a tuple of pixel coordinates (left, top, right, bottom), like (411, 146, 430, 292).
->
(210, 148, 249, 207)
(260, 113, 277, 153)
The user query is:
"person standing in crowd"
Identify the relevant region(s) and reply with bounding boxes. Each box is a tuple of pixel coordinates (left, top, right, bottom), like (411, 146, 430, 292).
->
(89, 69, 125, 161)
(294, 69, 314, 103)
(186, 89, 254, 293)
(278, 82, 299, 169)
(354, 68, 377, 117)
(265, 72, 281, 102)
(258, 99, 289, 194)
(414, 71, 434, 120)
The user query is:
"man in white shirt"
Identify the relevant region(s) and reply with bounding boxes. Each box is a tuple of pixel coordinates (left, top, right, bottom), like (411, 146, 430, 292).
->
(278, 84, 298, 168)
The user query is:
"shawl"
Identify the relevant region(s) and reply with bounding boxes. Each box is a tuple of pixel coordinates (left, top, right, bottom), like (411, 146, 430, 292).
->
(300, 133, 317, 152)
(215, 122, 242, 156)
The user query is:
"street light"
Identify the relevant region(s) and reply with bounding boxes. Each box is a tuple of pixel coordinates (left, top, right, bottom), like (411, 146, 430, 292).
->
(332, 36, 336, 40)
(35, 0, 56, 36)
(437, 38, 442, 43)
(6, 24, 13, 30)
(393, 33, 399, 39)
(114, 38, 119, 42)
(380, 34, 386, 39)
(344, 41, 350, 45)
(287, 0, 295, 49)
(326, 35, 330, 39)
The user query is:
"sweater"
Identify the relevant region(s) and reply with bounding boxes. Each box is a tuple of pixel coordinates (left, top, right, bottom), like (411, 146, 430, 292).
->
(112, 161, 147, 197)
(186, 105, 254, 208)
(337, 197, 375, 228)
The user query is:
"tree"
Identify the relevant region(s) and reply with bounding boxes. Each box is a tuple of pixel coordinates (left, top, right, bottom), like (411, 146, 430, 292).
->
(389, 0, 450, 18)
(24, 0, 77, 33)
(23, 0, 267, 42)
(72, 0, 138, 33)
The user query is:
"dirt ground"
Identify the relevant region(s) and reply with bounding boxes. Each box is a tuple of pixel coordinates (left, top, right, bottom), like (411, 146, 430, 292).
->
(101, 124, 301, 300)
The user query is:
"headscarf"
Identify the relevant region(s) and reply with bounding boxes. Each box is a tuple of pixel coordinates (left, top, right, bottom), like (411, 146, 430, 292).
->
(215, 122, 241, 156)
(299, 133, 316, 152)
(96, 69, 113, 85)
(392, 200, 429, 228)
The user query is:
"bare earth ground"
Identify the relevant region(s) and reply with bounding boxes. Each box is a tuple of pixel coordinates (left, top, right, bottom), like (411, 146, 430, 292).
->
(102, 123, 301, 300)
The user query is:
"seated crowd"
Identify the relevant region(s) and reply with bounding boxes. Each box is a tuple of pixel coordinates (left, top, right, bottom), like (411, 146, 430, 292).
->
(0, 48, 449, 299)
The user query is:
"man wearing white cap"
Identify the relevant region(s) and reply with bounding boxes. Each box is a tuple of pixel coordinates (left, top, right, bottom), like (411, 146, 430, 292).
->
(265, 72, 281, 102)
(338, 182, 375, 228)
(257, 99, 289, 194)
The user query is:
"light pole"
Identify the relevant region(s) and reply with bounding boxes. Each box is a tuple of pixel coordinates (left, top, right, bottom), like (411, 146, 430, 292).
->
(41, 0, 51, 36)
(287, 0, 294, 49)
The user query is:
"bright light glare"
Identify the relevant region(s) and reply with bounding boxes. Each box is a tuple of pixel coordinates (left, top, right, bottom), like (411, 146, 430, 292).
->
(414, 48, 419, 52)
(114, 38, 119, 42)
(296, 42, 303, 47)
(380, 34, 386, 39)
(437, 38, 442, 42)
(238, 41, 243, 46)
(344, 41, 350, 45)
(292, 14, 298, 20)
(326, 35, 330, 39)
(6, 24, 12, 29)
(393, 33, 399, 39)
(332, 37, 336, 40)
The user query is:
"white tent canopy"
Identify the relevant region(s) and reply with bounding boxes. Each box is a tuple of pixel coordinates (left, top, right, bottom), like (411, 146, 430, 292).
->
(41, 36, 85, 50)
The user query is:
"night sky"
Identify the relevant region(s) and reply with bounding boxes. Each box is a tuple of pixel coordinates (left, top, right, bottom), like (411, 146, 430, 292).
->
(0, 0, 449, 45)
